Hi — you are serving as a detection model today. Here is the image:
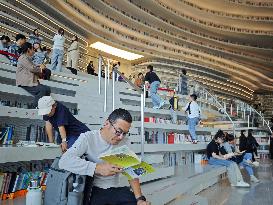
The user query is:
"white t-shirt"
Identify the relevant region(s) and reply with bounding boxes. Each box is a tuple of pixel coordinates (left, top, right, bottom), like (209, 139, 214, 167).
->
(59, 130, 125, 189)
(183, 101, 201, 118)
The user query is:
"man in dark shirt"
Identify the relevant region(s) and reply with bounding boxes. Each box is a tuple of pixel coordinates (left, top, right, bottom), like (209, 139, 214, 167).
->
(37, 96, 90, 152)
(144, 65, 164, 109)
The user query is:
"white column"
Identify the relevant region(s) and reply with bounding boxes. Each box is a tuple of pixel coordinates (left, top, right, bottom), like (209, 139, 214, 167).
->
(230, 103, 233, 116)
(107, 59, 110, 85)
(247, 115, 250, 128)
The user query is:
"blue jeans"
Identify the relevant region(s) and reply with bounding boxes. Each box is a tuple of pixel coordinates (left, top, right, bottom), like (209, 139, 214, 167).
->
(50, 49, 64, 71)
(188, 117, 199, 140)
(209, 157, 243, 185)
(170, 108, 177, 124)
(150, 81, 162, 107)
(208, 157, 233, 167)
(239, 153, 254, 176)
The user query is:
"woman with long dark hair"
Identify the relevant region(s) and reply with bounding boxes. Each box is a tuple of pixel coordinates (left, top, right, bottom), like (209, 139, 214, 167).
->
(16, 42, 50, 106)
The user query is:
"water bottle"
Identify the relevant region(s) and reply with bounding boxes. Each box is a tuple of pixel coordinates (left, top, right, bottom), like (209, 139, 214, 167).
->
(26, 188, 42, 205)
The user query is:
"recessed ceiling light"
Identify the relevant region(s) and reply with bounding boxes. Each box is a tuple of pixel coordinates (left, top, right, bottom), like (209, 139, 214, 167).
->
(90, 42, 144, 61)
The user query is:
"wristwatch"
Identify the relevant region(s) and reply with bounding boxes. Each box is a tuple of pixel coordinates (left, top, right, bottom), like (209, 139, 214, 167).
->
(136, 195, 146, 202)
(61, 138, 67, 143)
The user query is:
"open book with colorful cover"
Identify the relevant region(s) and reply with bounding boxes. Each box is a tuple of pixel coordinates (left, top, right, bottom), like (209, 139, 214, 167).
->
(99, 145, 155, 180)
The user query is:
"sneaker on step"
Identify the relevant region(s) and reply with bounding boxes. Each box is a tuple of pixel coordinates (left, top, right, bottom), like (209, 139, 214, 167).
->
(250, 175, 260, 183)
(236, 181, 250, 187)
(192, 140, 198, 144)
(252, 161, 259, 167)
(158, 101, 165, 109)
(153, 106, 159, 109)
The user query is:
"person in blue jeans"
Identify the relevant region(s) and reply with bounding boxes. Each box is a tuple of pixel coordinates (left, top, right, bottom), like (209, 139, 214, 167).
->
(221, 134, 260, 183)
(50, 28, 65, 72)
(183, 94, 201, 143)
(207, 130, 250, 187)
(37, 96, 90, 152)
(144, 65, 164, 109)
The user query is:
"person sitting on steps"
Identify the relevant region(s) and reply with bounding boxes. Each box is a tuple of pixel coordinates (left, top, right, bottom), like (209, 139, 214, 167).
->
(59, 108, 151, 205)
(207, 130, 250, 187)
(16, 42, 50, 107)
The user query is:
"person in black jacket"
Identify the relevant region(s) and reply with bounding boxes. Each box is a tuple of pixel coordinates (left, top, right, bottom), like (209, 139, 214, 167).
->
(144, 65, 164, 109)
(239, 130, 259, 161)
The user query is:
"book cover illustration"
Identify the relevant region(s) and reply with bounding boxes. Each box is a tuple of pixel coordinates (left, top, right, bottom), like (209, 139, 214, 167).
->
(99, 145, 155, 179)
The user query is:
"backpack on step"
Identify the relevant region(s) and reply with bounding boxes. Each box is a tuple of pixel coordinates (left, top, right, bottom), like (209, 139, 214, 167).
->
(44, 157, 93, 205)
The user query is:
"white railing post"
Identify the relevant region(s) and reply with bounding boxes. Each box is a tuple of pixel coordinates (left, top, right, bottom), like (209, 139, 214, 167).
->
(243, 109, 246, 119)
(104, 58, 107, 112)
(140, 92, 145, 159)
(107, 59, 110, 85)
(112, 71, 115, 111)
(98, 56, 102, 95)
(248, 115, 250, 128)
(230, 103, 233, 116)
(143, 84, 146, 107)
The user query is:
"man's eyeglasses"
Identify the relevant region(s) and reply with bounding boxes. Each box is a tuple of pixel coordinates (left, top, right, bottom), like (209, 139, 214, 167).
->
(110, 121, 128, 137)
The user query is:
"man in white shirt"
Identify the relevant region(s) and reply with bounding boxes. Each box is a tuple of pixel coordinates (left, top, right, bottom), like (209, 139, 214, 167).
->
(59, 108, 150, 205)
(183, 94, 201, 144)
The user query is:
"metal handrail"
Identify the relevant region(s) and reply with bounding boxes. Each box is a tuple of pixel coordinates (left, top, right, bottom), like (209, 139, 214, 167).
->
(237, 100, 272, 134)
(99, 56, 145, 158)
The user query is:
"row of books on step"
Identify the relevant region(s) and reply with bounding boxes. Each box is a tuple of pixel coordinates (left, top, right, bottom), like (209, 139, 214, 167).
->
(144, 131, 212, 144)
(163, 152, 194, 166)
(144, 117, 186, 125)
(0, 100, 35, 109)
(0, 126, 14, 145)
(25, 125, 48, 142)
(256, 138, 269, 143)
(0, 171, 48, 200)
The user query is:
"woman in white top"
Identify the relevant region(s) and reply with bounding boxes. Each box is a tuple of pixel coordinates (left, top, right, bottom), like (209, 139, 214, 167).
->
(66, 35, 79, 75)
(50, 28, 65, 72)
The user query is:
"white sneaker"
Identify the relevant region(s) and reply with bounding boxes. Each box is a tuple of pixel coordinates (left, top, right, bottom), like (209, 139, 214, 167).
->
(252, 161, 259, 167)
(250, 175, 260, 183)
(152, 106, 159, 109)
(158, 101, 165, 109)
(236, 181, 250, 187)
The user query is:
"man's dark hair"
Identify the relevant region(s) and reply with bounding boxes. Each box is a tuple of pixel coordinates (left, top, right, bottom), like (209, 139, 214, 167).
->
(227, 134, 235, 142)
(138, 72, 143, 77)
(20, 42, 33, 54)
(182, 69, 187, 75)
(108, 108, 132, 124)
(190, 94, 197, 101)
(58, 28, 64, 35)
(147, 65, 153, 71)
(33, 28, 39, 36)
(15, 34, 26, 42)
(214, 130, 225, 140)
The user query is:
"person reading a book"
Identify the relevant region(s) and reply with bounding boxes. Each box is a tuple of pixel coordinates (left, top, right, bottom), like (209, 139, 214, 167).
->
(37, 96, 90, 152)
(221, 134, 259, 183)
(59, 108, 150, 205)
(207, 130, 250, 187)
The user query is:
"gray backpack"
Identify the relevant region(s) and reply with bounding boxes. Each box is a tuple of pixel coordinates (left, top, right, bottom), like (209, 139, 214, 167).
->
(44, 157, 93, 205)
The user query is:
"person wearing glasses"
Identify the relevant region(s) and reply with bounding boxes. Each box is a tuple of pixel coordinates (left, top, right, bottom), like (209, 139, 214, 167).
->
(59, 108, 150, 205)
(37, 96, 90, 152)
